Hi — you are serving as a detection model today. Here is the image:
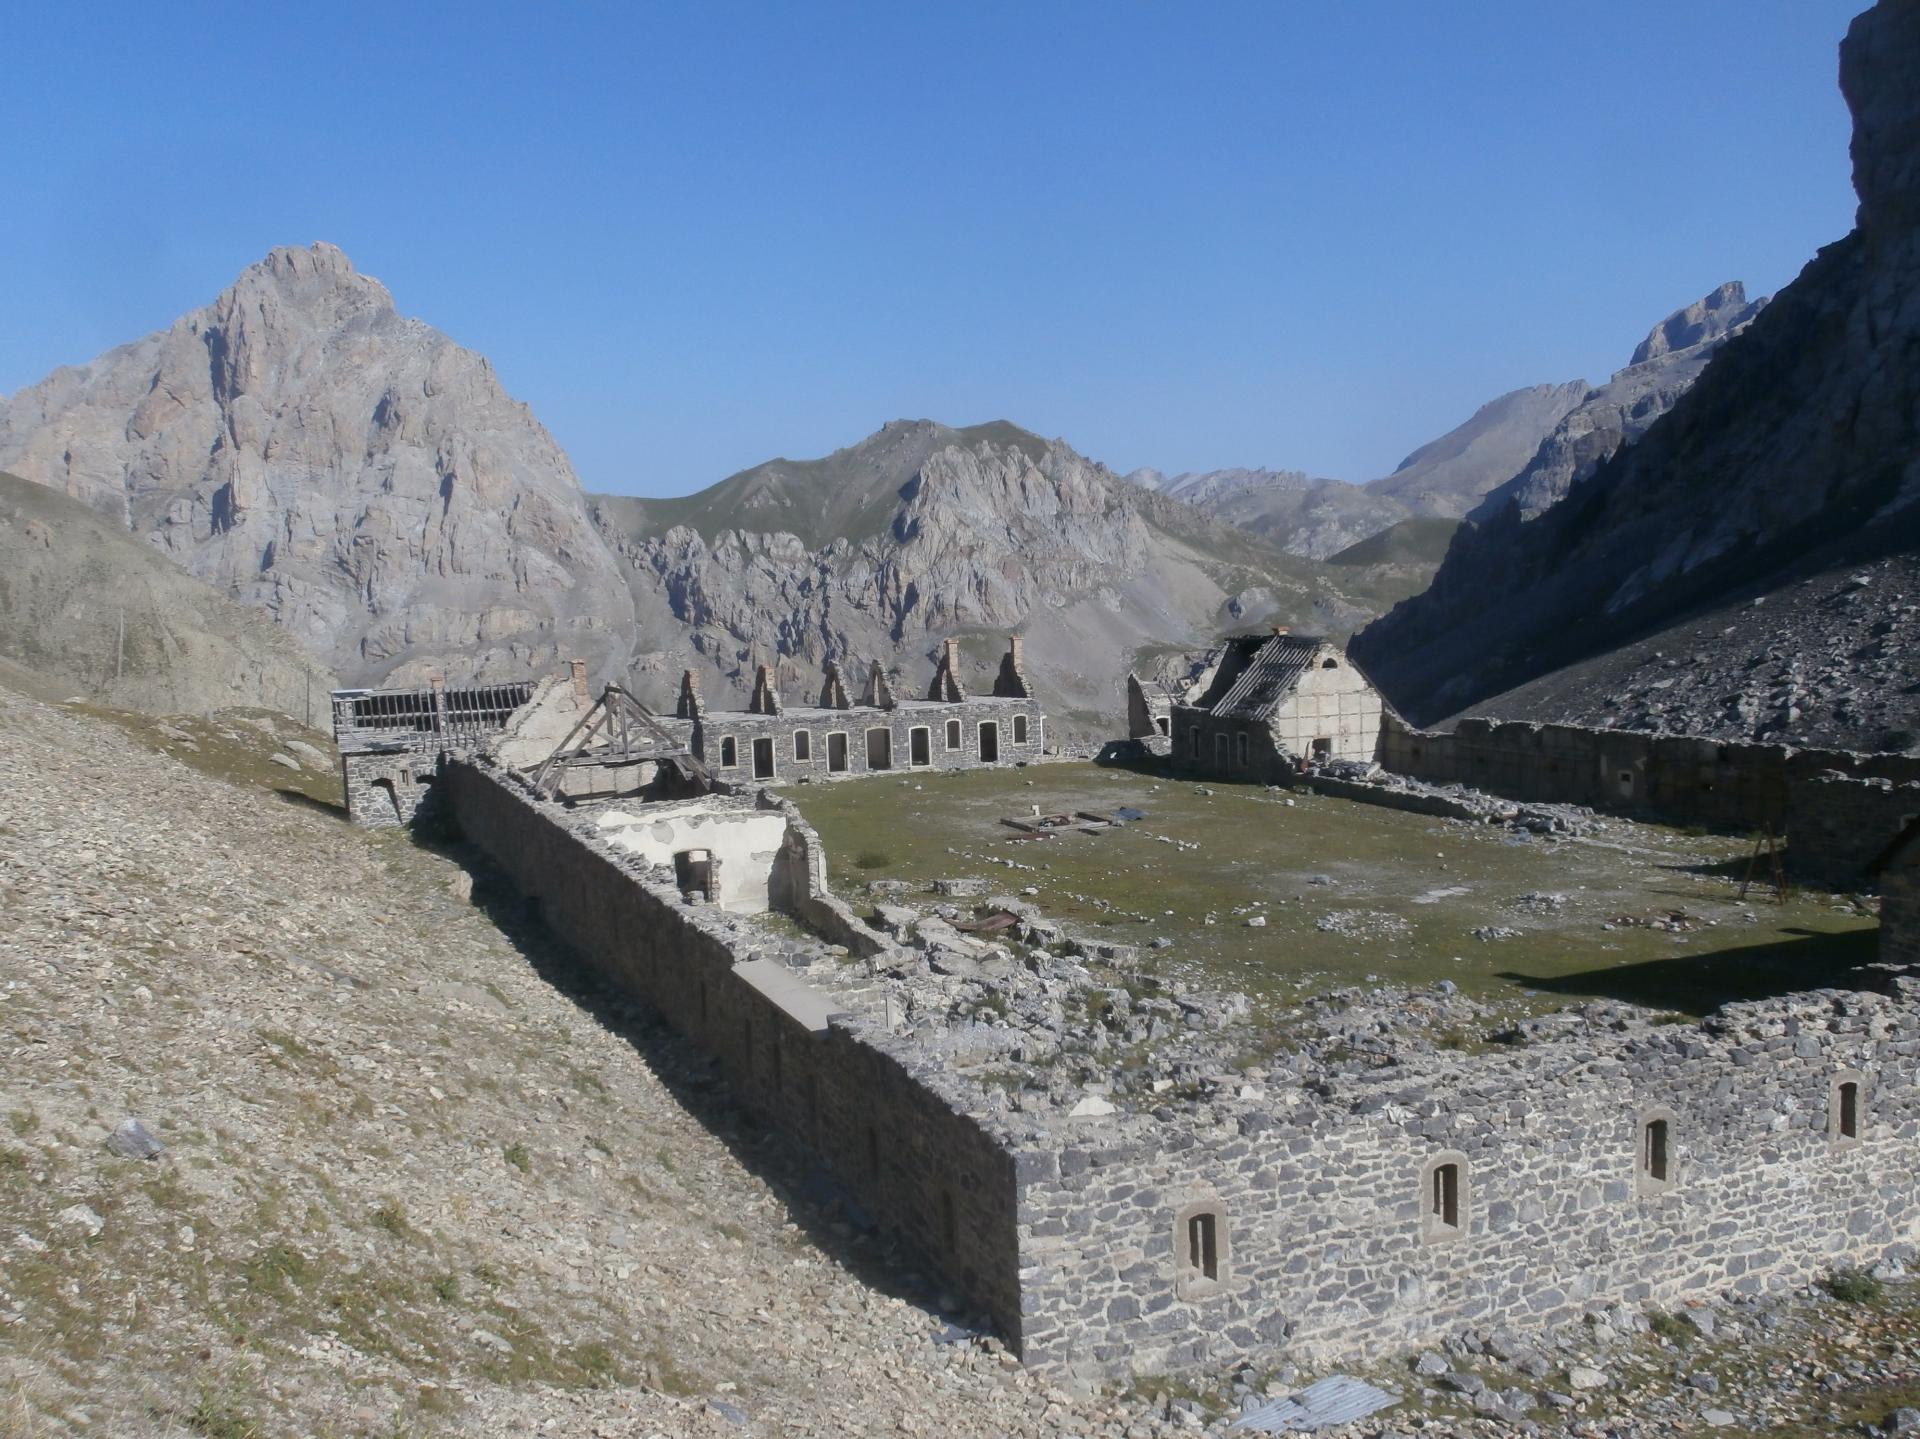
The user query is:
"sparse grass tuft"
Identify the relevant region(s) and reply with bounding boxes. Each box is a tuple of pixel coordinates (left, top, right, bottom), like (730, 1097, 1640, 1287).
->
(852, 849, 891, 870)
(1646, 1308, 1692, 1343)
(243, 1243, 311, 1300)
(185, 1387, 263, 1439)
(1824, 1267, 1886, 1304)
(430, 1271, 460, 1303)
(370, 1198, 412, 1238)
(503, 1142, 531, 1174)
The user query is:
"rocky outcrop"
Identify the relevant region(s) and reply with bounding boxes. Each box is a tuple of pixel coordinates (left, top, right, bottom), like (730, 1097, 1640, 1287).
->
(1367, 381, 1590, 519)
(592, 420, 1413, 733)
(0, 243, 634, 686)
(0, 471, 339, 717)
(1467, 283, 1767, 524)
(1123, 466, 1411, 558)
(1354, 0, 1920, 733)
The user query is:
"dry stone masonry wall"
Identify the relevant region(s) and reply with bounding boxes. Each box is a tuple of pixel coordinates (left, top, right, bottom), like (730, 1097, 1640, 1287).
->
(436, 752, 1920, 1386)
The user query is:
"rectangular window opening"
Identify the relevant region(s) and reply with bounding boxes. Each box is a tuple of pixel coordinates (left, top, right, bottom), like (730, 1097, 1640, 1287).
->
(1186, 1212, 1219, 1282)
(944, 718, 962, 750)
(752, 736, 775, 780)
(979, 721, 999, 763)
(1431, 1163, 1460, 1230)
(909, 726, 931, 766)
(1643, 1118, 1669, 1183)
(1013, 714, 1028, 744)
(794, 730, 812, 762)
(1840, 1081, 1860, 1140)
(827, 731, 849, 773)
(866, 727, 893, 770)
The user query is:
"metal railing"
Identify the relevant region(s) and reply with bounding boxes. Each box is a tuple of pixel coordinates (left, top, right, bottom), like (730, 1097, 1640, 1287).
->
(331, 680, 538, 753)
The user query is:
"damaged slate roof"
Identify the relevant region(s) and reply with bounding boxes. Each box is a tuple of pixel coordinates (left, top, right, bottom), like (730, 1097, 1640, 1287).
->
(1192, 634, 1332, 720)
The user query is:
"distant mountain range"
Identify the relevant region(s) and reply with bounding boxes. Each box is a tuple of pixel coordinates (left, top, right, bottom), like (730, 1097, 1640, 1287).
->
(1123, 282, 1765, 560)
(0, 0, 1906, 754)
(0, 253, 1437, 734)
(1351, 0, 1920, 754)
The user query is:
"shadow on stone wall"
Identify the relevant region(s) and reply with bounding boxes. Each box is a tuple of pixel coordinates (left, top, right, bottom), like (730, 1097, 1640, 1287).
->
(1499, 926, 1882, 1016)
(423, 833, 977, 1329)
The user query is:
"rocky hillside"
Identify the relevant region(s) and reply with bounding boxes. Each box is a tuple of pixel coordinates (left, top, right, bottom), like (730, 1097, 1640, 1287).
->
(1135, 283, 1759, 561)
(0, 678, 1198, 1438)
(590, 420, 1432, 733)
(1353, 0, 1920, 738)
(0, 470, 338, 718)
(1466, 283, 1767, 524)
(0, 245, 1449, 738)
(1123, 466, 1409, 559)
(1367, 381, 1590, 519)
(0, 243, 634, 687)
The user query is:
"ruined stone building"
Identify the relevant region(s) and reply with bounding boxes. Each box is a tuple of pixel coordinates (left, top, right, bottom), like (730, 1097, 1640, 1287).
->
(1171, 632, 1387, 783)
(326, 628, 1920, 1387)
(332, 637, 1045, 827)
(682, 637, 1042, 783)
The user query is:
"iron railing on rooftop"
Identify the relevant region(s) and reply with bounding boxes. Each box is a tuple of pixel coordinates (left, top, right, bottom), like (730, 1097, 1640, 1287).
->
(330, 680, 538, 753)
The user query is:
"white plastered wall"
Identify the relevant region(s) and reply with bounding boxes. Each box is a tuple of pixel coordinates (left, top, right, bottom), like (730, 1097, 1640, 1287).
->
(595, 803, 789, 913)
(1266, 647, 1384, 762)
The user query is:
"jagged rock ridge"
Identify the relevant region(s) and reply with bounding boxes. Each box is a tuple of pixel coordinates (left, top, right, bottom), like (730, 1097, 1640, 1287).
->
(0, 243, 635, 687)
(1467, 283, 1767, 524)
(1121, 466, 1411, 559)
(1352, 0, 1920, 741)
(590, 420, 1430, 733)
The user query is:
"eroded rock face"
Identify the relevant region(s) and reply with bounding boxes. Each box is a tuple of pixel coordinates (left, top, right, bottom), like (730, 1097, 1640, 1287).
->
(1354, 0, 1920, 729)
(1467, 283, 1767, 525)
(594, 421, 1317, 729)
(0, 243, 634, 686)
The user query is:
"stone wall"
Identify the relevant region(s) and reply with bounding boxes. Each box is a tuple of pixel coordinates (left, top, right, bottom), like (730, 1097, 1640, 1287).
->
(434, 750, 1920, 1390)
(698, 697, 1043, 783)
(1168, 707, 1295, 786)
(1381, 714, 1920, 883)
(339, 750, 439, 828)
(439, 759, 1027, 1341)
(1015, 984, 1920, 1381)
(1786, 774, 1920, 889)
(1266, 651, 1383, 763)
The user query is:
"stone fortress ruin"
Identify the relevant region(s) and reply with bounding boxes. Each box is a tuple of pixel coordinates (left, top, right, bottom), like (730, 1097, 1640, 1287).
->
(332, 632, 1920, 1386)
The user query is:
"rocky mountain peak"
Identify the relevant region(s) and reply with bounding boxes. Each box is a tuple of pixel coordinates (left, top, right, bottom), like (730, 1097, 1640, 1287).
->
(1354, 0, 1920, 739)
(1842, 0, 1920, 240)
(1628, 281, 1753, 365)
(0, 242, 632, 686)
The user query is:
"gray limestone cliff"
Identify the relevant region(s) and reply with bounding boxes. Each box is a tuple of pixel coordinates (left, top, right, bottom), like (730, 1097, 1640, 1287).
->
(0, 243, 634, 687)
(590, 420, 1422, 732)
(1467, 283, 1767, 524)
(1353, 0, 1920, 735)
(1122, 466, 1411, 559)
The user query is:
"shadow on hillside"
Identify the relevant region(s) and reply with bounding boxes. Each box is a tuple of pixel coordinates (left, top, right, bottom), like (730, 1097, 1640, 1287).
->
(273, 785, 348, 819)
(428, 837, 971, 1335)
(1499, 925, 1883, 1016)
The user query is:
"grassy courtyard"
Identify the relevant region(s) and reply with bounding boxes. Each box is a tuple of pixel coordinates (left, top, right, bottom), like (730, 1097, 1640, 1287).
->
(776, 762, 1879, 1020)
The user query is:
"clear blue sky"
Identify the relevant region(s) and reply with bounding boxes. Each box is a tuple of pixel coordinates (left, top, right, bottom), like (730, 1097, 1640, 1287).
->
(0, 1, 1865, 497)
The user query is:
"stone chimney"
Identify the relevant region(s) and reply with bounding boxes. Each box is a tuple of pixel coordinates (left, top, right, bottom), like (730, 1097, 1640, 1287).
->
(819, 660, 851, 710)
(675, 669, 704, 720)
(991, 635, 1031, 699)
(927, 637, 967, 703)
(749, 663, 783, 716)
(568, 659, 589, 707)
(863, 659, 897, 710)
